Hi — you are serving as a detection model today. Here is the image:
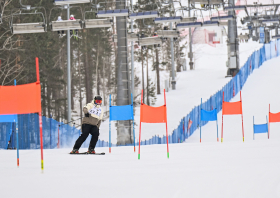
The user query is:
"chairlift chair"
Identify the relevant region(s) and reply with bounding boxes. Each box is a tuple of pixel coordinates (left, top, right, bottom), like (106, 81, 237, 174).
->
(176, 22, 202, 29)
(211, 15, 234, 21)
(154, 16, 182, 24)
(224, 5, 246, 11)
(96, 9, 129, 18)
(129, 11, 159, 19)
(181, 17, 197, 23)
(157, 30, 180, 38)
(191, 0, 223, 4)
(272, 35, 280, 39)
(138, 37, 162, 46)
(261, 19, 279, 24)
(53, 0, 91, 5)
(51, 19, 83, 31)
(84, 18, 112, 28)
(49, 5, 83, 31)
(203, 21, 219, 26)
(10, 11, 47, 34)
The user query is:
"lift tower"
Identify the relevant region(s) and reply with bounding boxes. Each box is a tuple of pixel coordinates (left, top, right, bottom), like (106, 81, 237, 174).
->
(116, 0, 132, 145)
(227, 0, 240, 76)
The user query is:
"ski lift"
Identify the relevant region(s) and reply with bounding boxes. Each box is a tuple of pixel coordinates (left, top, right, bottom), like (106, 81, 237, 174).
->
(181, 17, 197, 23)
(154, 16, 182, 23)
(10, 1, 47, 34)
(211, 15, 234, 21)
(49, 5, 83, 31)
(138, 37, 162, 46)
(96, 9, 129, 18)
(261, 19, 279, 24)
(157, 30, 180, 38)
(176, 22, 202, 29)
(53, 0, 92, 5)
(224, 5, 246, 11)
(203, 21, 219, 26)
(129, 11, 159, 19)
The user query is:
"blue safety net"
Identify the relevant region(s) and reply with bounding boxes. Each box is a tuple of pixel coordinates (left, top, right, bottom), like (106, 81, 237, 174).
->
(254, 124, 268, 134)
(201, 109, 217, 121)
(0, 115, 17, 123)
(110, 105, 133, 121)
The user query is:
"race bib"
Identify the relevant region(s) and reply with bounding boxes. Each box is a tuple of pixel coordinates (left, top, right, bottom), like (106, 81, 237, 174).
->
(88, 106, 102, 117)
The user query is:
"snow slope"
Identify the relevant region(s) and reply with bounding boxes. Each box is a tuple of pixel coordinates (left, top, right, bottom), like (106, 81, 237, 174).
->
(1, 45, 280, 198)
(100, 41, 263, 144)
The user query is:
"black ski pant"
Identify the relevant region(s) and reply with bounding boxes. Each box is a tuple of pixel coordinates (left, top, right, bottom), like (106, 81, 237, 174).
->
(73, 124, 99, 150)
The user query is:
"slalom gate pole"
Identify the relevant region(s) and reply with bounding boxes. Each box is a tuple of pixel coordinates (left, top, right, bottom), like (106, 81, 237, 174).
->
(215, 95, 219, 142)
(138, 123, 142, 160)
(109, 120, 111, 153)
(221, 92, 224, 143)
(266, 115, 269, 139)
(14, 80, 19, 167)
(240, 91, 244, 142)
(253, 116, 255, 140)
(133, 119, 135, 152)
(200, 98, 202, 143)
(109, 95, 111, 153)
(36, 57, 44, 170)
(164, 89, 169, 158)
(138, 90, 143, 160)
(163, 89, 169, 159)
(39, 113, 44, 170)
(268, 104, 270, 139)
(131, 93, 135, 152)
(165, 122, 169, 158)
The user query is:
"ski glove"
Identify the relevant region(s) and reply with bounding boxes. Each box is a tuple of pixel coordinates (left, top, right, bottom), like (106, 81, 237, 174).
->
(85, 113, 90, 117)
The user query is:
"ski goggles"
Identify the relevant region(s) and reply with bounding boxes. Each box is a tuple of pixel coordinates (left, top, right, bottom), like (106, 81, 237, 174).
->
(95, 100, 102, 104)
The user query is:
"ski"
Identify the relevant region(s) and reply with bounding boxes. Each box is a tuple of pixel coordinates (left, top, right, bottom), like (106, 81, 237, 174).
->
(69, 152, 105, 155)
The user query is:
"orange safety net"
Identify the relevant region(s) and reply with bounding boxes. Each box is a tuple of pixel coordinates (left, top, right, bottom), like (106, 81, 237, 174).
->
(222, 101, 243, 115)
(140, 104, 167, 123)
(269, 112, 280, 123)
(0, 82, 41, 115)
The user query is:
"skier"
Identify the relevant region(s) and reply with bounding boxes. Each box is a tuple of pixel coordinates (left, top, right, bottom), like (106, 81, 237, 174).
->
(57, 16, 65, 38)
(69, 14, 78, 39)
(70, 95, 104, 154)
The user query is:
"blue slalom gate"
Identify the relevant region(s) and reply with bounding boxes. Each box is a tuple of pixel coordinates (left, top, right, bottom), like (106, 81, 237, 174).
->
(109, 94, 135, 152)
(253, 116, 269, 140)
(200, 97, 219, 142)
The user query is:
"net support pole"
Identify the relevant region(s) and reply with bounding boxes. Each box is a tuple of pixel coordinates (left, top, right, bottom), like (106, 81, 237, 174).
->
(164, 89, 169, 158)
(109, 95, 111, 153)
(240, 91, 244, 142)
(200, 98, 202, 143)
(215, 95, 219, 142)
(221, 92, 224, 143)
(14, 80, 19, 167)
(57, 125, 60, 148)
(253, 116, 255, 140)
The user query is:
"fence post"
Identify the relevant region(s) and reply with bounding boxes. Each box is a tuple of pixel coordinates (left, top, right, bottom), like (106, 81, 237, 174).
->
(50, 115, 52, 149)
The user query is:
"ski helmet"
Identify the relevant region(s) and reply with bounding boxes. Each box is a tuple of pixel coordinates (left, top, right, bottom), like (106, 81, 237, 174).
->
(94, 95, 102, 105)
